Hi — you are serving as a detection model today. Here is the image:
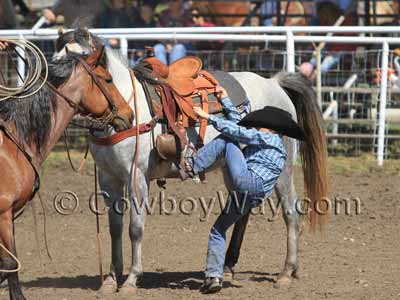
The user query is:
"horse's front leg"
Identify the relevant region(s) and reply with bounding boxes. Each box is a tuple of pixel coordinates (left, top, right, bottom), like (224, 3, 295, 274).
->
(0, 210, 26, 300)
(97, 170, 125, 295)
(273, 158, 300, 288)
(119, 169, 148, 294)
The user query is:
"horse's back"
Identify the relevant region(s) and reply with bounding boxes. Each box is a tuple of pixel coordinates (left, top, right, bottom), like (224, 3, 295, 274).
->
(229, 72, 297, 121)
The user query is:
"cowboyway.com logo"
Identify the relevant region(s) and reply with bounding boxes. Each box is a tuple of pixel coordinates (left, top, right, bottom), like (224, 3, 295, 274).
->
(53, 190, 361, 221)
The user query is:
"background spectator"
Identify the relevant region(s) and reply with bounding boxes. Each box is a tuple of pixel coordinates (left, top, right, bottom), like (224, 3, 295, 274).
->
(129, 3, 158, 63)
(260, 0, 306, 26)
(0, 0, 19, 29)
(153, 0, 193, 64)
(97, 0, 141, 49)
(42, 0, 107, 28)
(139, 3, 157, 28)
(299, 1, 357, 79)
(191, 9, 222, 51)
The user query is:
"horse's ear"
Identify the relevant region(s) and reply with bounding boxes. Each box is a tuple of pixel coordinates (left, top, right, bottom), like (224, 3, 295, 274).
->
(58, 27, 65, 37)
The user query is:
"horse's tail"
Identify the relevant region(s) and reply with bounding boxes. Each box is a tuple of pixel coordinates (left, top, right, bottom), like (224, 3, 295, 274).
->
(274, 72, 329, 232)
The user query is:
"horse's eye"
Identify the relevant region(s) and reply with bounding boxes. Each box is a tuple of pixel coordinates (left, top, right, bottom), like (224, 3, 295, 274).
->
(105, 78, 113, 83)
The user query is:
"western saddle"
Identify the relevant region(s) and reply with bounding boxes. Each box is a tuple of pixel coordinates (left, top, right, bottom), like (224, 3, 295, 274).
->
(135, 52, 224, 166)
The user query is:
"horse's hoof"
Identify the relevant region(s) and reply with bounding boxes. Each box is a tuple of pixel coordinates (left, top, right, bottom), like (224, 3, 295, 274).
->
(98, 277, 118, 296)
(273, 276, 292, 289)
(118, 283, 137, 295)
(292, 269, 300, 279)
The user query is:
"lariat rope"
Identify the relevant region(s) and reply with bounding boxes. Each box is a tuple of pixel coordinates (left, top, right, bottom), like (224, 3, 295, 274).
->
(0, 39, 48, 101)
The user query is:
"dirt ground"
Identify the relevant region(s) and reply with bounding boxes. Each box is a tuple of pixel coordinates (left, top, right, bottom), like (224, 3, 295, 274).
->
(1, 153, 400, 300)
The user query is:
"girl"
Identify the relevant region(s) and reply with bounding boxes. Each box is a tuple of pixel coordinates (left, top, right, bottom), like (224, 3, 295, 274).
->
(182, 86, 305, 294)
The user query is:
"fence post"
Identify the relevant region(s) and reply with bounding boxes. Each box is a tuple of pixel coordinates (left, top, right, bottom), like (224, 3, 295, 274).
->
(316, 48, 322, 109)
(120, 37, 128, 58)
(377, 41, 389, 166)
(286, 30, 295, 72)
(17, 34, 25, 86)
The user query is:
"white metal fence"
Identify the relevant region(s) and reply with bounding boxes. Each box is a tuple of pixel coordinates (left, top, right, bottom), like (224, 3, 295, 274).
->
(2, 26, 400, 164)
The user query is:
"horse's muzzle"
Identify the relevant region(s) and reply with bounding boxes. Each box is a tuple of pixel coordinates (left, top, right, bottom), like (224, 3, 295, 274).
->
(111, 113, 133, 132)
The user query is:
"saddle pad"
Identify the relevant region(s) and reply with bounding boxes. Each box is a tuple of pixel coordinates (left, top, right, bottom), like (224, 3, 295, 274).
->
(208, 70, 247, 107)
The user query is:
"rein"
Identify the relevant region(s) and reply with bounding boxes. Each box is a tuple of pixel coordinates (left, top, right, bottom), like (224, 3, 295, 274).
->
(90, 69, 160, 146)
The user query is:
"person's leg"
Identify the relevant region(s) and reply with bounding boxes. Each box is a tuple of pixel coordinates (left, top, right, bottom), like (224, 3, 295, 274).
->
(153, 43, 168, 65)
(192, 136, 261, 195)
(191, 135, 229, 174)
(170, 43, 187, 63)
(205, 194, 252, 278)
(320, 53, 341, 73)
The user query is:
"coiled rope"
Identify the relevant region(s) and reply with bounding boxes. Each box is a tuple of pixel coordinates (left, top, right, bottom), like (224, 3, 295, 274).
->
(0, 38, 48, 101)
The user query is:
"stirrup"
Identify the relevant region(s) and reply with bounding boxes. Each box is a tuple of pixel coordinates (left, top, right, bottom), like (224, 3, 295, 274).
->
(179, 158, 195, 181)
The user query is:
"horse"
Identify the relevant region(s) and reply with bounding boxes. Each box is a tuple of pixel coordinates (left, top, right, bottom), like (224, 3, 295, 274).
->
(55, 29, 328, 296)
(192, 1, 251, 26)
(0, 47, 133, 300)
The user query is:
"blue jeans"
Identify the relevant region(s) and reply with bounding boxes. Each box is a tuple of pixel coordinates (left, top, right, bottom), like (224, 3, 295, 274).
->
(153, 43, 187, 65)
(192, 135, 265, 277)
(310, 53, 341, 73)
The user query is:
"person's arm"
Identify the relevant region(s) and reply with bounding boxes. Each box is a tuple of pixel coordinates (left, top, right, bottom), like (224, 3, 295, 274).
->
(193, 103, 279, 146)
(208, 115, 279, 146)
(216, 86, 241, 123)
(42, 0, 62, 23)
(0, 41, 7, 50)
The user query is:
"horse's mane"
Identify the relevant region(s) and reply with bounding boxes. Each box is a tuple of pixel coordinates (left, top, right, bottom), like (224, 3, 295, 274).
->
(105, 48, 129, 69)
(0, 54, 83, 151)
(56, 27, 103, 53)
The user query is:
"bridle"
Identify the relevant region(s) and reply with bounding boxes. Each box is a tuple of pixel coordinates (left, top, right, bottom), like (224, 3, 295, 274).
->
(1, 42, 123, 131)
(50, 50, 123, 131)
(63, 47, 122, 130)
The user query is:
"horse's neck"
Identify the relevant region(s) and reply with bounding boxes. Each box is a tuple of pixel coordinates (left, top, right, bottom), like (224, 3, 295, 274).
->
(35, 94, 75, 165)
(105, 51, 153, 124)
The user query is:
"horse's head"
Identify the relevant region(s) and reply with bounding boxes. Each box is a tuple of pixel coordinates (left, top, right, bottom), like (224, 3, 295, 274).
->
(54, 27, 99, 59)
(54, 28, 133, 131)
(59, 47, 133, 131)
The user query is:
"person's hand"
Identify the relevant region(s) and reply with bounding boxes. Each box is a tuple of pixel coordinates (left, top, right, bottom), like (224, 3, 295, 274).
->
(0, 41, 8, 50)
(193, 106, 209, 120)
(42, 8, 56, 23)
(215, 85, 228, 99)
(165, 43, 172, 53)
(108, 38, 119, 48)
(298, 62, 314, 79)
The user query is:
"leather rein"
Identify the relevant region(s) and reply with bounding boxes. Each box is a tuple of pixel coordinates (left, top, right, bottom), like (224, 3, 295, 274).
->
(90, 69, 159, 146)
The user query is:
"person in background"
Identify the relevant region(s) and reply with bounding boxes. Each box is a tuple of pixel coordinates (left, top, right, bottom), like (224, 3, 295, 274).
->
(298, 1, 357, 79)
(153, 0, 193, 64)
(42, 0, 107, 28)
(191, 9, 222, 52)
(129, 3, 158, 63)
(260, 0, 306, 26)
(0, 0, 19, 29)
(139, 3, 158, 28)
(0, 41, 8, 50)
(97, 0, 141, 49)
(191, 9, 215, 27)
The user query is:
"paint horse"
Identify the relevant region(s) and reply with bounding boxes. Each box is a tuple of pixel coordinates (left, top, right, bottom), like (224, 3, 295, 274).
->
(0, 47, 133, 300)
(56, 29, 328, 296)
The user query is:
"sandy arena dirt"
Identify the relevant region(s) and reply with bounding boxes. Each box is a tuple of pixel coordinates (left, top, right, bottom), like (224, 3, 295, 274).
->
(0, 154, 399, 300)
